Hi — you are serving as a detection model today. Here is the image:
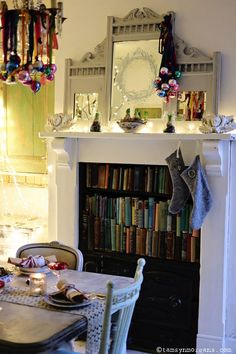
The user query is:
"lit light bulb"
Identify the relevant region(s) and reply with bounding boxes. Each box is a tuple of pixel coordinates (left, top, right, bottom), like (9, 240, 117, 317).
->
(188, 123, 195, 131)
(47, 165, 53, 174)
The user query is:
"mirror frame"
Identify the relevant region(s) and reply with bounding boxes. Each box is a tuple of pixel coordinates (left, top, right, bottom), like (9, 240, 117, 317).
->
(64, 7, 221, 125)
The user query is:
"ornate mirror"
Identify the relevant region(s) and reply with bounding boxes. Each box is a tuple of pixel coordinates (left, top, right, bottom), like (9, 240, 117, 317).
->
(111, 39, 163, 120)
(64, 8, 221, 126)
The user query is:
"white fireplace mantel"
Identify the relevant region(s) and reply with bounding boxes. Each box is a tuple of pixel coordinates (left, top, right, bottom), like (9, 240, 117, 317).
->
(41, 130, 236, 352)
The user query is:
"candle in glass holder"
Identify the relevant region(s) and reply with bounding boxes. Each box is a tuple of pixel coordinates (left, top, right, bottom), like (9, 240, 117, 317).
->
(29, 273, 46, 296)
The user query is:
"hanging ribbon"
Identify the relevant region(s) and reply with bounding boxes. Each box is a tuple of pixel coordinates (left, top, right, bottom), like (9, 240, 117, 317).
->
(0, 2, 64, 92)
(48, 8, 56, 64)
(153, 14, 181, 101)
(1, 2, 9, 64)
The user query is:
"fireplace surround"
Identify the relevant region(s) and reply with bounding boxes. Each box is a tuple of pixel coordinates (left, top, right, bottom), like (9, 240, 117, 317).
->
(41, 128, 236, 352)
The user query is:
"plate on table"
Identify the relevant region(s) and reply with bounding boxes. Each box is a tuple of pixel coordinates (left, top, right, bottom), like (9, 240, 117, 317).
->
(44, 295, 92, 309)
(47, 292, 83, 305)
(18, 266, 51, 275)
(0, 274, 13, 283)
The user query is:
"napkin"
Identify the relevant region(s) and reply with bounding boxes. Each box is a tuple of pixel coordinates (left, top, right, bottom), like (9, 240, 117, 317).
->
(8, 255, 57, 268)
(54, 279, 88, 303)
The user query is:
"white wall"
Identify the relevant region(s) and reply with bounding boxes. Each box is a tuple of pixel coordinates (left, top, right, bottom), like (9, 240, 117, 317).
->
(52, 1, 236, 350)
(55, 0, 236, 117)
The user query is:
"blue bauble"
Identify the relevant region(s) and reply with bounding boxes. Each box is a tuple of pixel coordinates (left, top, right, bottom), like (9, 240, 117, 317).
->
(158, 90, 166, 97)
(6, 61, 18, 73)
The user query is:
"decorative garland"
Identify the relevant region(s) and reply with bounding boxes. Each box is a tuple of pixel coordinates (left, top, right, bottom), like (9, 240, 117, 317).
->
(153, 14, 181, 102)
(0, 1, 64, 93)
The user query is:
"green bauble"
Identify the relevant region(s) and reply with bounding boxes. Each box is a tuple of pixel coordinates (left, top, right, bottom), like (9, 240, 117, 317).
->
(45, 67, 51, 76)
(175, 70, 181, 79)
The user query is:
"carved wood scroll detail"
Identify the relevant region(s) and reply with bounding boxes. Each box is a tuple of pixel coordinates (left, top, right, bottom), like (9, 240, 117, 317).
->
(80, 39, 106, 66)
(115, 7, 164, 22)
(175, 35, 211, 62)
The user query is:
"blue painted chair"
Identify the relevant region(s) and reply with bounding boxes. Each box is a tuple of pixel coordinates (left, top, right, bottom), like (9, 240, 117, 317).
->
(52, 258, 145, 354)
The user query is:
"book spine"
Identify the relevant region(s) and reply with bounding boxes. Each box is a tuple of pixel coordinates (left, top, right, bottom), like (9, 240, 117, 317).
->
(121, 225, 126, 253)
(143, 199, 149, 229)
(136, 227, 141, 255)
(110, 218, 116, 251)
(146, 229, 152, 257)
(115, 224, 121, 252)
(94, 216, 101, 250)
(126, 227, 131, 254)
(148, 197, 154, 230)
(181, 230, 188, 261)
(87, 214, 94, 250)
(166, 231, 175, 260)
(81, 210, 88, 250)
(152, 230, 159, 257)
(140, 228, 146, 256)
(104, 218, 111, 251)
(137, 200, 144, 228)
(125, 196, 132, 227)
(130, 225, 136, 254)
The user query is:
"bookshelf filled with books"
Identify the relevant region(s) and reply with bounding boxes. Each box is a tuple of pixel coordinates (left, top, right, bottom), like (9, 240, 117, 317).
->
(79, 162, 200, 351)
(79, 162, 200, 263)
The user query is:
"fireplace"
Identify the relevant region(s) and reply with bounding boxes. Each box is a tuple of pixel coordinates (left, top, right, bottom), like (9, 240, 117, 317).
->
(43, 130, 236, 352)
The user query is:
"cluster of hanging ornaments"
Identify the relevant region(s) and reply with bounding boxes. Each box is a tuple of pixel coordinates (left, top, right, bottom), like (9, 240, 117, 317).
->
(153, 13, 181, 102)
(0, 0, 64, 93)
(154, 66, 181, 101)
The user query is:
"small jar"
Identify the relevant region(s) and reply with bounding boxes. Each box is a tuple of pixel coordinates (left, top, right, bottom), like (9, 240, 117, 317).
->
(29, 273, 46, 296)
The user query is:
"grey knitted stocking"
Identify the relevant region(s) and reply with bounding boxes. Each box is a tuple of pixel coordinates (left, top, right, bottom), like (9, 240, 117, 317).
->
(166, 148, 190, 214)
(181, 155, 213, 230)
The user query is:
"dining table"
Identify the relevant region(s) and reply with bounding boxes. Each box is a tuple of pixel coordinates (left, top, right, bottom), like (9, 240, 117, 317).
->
(0, 267, 134, 354)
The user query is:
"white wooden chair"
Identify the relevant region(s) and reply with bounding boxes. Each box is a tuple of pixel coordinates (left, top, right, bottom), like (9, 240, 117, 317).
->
(16, 241, 83, 271)
(52, 258, 145, 354)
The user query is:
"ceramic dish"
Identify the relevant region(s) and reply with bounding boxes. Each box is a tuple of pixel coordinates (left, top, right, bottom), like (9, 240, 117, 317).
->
(117, 119, 147, 133)
(44, 295, 92, 309)
(18, 266, 51, 275)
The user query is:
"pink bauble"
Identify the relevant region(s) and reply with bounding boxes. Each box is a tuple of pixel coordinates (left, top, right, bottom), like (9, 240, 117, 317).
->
(173, 83, 179, 91)
(168, 91, 177, 98)
(161, 83, 169, 91)
(47, 73, 54, 81)
(50, 64, 57, 74)
(22, 78, 32, 86)
(160, 67, 168, 75)
(155, 76, 162, 84)
(168, 79, 177, 87)
(31, 80, 41, 93)
(18, 70, 30, 82)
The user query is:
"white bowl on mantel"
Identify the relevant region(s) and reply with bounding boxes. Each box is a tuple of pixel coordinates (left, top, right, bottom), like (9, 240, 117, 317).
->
(117, 119, 147, 133)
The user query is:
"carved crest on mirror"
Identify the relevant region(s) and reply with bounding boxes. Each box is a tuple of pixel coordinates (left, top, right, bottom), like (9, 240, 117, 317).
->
(64, 8, 221, 126)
